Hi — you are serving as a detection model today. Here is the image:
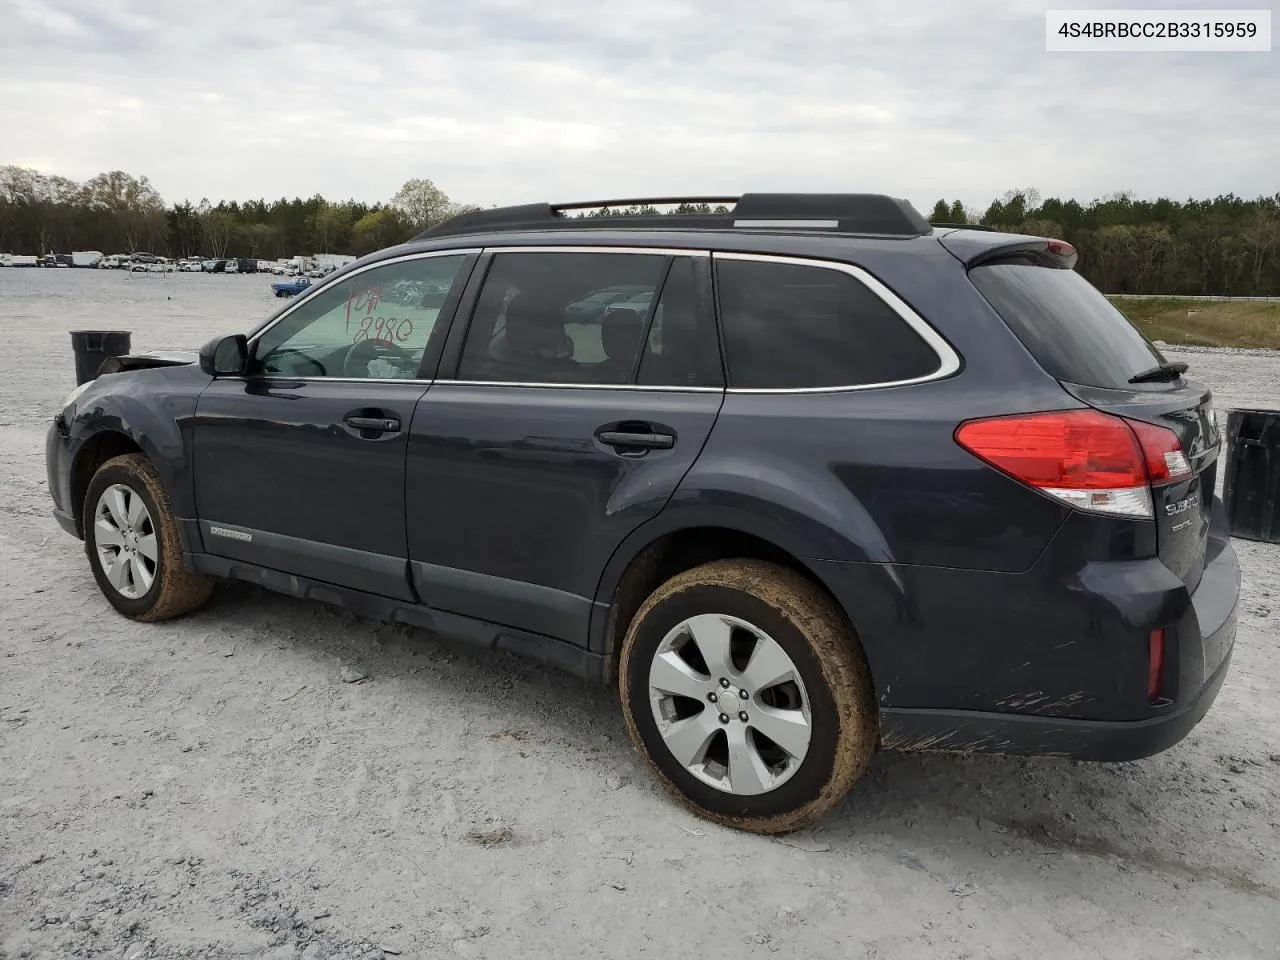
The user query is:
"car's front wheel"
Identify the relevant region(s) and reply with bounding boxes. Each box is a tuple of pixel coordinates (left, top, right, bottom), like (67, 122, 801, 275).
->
(619, 559, 877, 834)
(83, 454, 214, 621)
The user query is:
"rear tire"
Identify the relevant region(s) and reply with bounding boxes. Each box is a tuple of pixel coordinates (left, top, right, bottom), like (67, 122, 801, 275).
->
(618, 559, 877, 834)
(83, 454, 214, 621)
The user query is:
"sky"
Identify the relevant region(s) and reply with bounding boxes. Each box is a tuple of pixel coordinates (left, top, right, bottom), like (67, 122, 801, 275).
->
(1, 0, 1276, 214)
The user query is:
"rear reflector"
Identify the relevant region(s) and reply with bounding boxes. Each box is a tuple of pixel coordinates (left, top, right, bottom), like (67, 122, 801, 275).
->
(954, 409, 1189, 518)
(1147, 628, 1166, 702)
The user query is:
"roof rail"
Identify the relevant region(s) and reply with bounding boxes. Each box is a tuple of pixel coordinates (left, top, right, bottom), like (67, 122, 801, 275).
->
(930, 222, 998, 232)
(414, 193, 932, 241)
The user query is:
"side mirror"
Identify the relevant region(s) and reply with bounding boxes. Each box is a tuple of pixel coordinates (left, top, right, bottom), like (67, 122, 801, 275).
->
(199, 334, 248, 376)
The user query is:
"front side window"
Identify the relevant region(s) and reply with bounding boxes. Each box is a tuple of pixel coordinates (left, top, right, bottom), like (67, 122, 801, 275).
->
(715, 258, 942, 390)
(252, 254, 467, 379)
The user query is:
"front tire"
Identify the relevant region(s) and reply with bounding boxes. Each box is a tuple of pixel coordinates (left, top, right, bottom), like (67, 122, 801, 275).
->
(619, 559, 877, 834)
(83, 454, 214, 621)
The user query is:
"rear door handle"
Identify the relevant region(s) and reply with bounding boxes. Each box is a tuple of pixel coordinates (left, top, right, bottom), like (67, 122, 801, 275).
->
(597, 430, 675, 450)
(345, 415, 401, 432)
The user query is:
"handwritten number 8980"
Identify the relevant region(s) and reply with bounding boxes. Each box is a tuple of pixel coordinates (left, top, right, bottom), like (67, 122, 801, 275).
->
(353, 315, 414, 345)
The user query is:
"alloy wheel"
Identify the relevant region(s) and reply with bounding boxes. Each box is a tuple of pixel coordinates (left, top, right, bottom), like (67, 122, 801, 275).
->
(647, 614, 812, 796)
(93, 483, 158, 600)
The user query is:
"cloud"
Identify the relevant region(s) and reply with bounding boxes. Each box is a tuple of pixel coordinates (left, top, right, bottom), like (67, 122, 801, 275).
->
(0, 0, 1275, 213)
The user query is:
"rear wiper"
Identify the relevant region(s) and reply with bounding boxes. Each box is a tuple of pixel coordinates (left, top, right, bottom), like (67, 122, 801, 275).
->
(1129, 361, 1188, 384)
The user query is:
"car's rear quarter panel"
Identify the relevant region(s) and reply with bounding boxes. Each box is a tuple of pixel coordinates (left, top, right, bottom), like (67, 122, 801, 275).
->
(668, 238, 1183, 720)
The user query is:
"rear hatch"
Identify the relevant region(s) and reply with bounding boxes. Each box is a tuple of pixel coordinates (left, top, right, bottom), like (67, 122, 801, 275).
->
(967, 256, 1220, 591)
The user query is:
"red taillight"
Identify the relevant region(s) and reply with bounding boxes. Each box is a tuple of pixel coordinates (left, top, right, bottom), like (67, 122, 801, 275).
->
(1147, 628, 1166, 702)
(954, 409, 1189, 518)
(1046, 239, 1076, 257)
(1128, 419, 1191, 483)
(956, 407, 1147, 488)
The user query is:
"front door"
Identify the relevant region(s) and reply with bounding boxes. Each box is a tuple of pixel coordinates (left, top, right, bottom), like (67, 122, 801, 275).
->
(406, 249, 725, 643)
(193, 250, 476, 600)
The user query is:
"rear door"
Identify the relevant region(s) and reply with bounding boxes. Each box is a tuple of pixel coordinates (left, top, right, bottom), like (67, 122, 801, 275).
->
(405, 248, 724, 645)
(969, 262, 1221, 589)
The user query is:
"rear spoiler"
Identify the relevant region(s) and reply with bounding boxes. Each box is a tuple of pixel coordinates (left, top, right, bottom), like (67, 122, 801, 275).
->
(937, 229, 1078, 270)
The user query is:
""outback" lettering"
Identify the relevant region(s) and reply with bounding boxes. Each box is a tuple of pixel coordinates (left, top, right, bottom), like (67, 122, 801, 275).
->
(208, 525, 253, 543)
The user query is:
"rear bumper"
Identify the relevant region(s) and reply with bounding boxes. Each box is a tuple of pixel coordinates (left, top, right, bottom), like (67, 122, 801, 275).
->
(812, 503, 1241, 761)
(879, 643, 1233, 760)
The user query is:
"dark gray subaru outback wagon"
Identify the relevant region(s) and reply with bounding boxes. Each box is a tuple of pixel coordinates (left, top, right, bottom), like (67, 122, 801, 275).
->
(46, 194, 1240, 833)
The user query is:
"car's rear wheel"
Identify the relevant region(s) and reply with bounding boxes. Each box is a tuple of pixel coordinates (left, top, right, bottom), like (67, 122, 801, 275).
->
(618, 559, 877, 833)
(83, 454, 214, 621)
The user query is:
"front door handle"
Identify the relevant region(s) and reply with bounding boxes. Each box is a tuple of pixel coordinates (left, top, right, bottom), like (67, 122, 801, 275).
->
(344, 415, 401, 433)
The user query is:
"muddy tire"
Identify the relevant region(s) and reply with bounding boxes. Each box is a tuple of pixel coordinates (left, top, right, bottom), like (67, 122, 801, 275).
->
(618, 559, 877, 834)
(83, 453, 214, 621)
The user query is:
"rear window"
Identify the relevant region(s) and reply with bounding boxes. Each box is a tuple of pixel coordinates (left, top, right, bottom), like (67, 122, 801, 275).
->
(969, 264, 1164, 389)
(715, 259, 942, 389)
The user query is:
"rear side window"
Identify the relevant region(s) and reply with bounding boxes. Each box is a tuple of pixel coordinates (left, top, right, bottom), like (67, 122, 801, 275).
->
(636, 258, 723, 388)
(969, 264, 1164, 389)
(457, 252, 665, 384)
(714, 259, 942, 389)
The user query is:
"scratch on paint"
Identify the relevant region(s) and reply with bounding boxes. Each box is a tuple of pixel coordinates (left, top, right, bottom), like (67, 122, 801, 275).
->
(997, 692, 1051, 711)
(997, 690, 1091, 714)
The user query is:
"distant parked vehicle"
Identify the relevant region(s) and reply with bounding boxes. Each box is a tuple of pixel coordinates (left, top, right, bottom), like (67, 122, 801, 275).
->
(602, 290, 655, 319)
(564, 284, 651, 323)
(127, 257, 172, 274)
(7, 255, 39, 267)
(271, 276, 312, 297)
(72, 251, 104, 268)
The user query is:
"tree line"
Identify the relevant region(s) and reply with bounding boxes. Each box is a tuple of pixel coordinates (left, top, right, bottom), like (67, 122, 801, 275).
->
(2, 166, 1277, 296)
(0, 169, 477, 262)
(929, 189, 1280, 297)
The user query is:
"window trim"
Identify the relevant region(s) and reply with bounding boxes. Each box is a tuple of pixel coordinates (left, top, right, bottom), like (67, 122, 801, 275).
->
(234, 245, 961, 394)
(240, 248, 482, 384)
(712, 252, 962, 394)
(439, 245, 722, 392)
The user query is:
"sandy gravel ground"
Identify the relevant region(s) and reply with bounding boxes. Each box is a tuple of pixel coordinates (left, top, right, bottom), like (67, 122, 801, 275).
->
(1, 271, 1278, 960)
